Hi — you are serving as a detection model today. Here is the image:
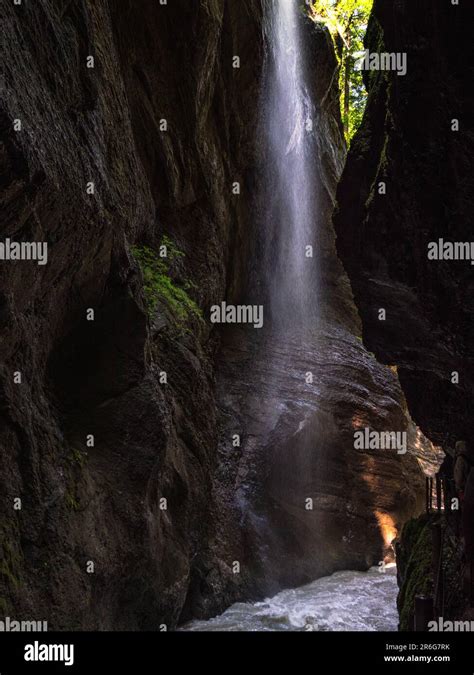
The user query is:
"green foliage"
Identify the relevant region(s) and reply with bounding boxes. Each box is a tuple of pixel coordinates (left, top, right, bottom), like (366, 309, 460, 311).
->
(311, 0, 374, 142)
(132, 239, 203, 328)
(346, 64, 368, 139)
(160, 235, 185, 263)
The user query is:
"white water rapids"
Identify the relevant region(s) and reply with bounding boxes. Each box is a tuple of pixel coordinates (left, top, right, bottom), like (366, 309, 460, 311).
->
(182, 566, 398, 632)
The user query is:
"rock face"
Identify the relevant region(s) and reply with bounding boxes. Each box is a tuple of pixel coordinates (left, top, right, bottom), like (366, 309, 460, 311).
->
(1, 0, 263, 630)
(1, 0, 426, 629)
(333, 0, 474, 448)
(333, 0, 474, 625)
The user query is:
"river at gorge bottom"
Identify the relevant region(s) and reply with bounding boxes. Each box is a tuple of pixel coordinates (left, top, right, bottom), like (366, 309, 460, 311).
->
(181, 565, 399, 632)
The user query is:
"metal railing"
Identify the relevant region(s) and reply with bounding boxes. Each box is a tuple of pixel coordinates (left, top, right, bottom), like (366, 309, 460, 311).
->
(415, 473, 466, 628)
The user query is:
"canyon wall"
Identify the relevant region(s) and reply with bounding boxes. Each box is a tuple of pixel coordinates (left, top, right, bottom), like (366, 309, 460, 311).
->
(1, 0, 425, 629)
(333, 0, 474, 624)
(333, 0, 474, 448)
(2, 0, 263, 630)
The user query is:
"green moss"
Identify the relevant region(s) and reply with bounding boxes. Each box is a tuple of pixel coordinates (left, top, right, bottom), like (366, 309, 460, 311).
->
(398, 516, 434, 630)
(440, 528, 465, 619)
(398, 514, 467, 629)
(132, 240, 203, 328)
(69, 447, 87, 468)
(65, 491, 80, 511)
(160, 235, 185, 262)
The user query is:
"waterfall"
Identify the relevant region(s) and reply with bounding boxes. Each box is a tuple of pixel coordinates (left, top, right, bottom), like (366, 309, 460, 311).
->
(260, 0, 319, 332)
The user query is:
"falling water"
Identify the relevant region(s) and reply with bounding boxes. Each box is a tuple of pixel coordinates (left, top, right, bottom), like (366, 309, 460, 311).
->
(260, 0, 318, 331)
(179, 1, 399, 634)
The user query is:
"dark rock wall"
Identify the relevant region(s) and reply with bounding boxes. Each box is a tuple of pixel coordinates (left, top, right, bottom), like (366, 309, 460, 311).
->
(1, 0, 427, 629)
(333, 0, 474, 447)
(1, 0, 263, 630)
(333, 0, 474, 624)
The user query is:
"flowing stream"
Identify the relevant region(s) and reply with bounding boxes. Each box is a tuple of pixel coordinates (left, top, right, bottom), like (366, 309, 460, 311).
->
(182, 566, 398, 632)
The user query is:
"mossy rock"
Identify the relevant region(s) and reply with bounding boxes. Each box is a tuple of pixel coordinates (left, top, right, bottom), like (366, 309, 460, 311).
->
(65, 491, 80, 511)
(397, 515, 434, 631)
(132, 240, 203, 332)
(69, 447, 87, 468)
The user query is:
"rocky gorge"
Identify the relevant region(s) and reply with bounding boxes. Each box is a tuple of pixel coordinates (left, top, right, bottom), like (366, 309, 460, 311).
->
(0, 0, 467, 632)
(334, 0, 474, 628)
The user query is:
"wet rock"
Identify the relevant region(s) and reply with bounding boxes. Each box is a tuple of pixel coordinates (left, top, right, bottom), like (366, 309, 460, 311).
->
(0, 0, 428, 629)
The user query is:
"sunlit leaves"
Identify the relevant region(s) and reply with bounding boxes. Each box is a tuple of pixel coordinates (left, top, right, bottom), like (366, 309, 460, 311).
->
(310, 0, 374, 142)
